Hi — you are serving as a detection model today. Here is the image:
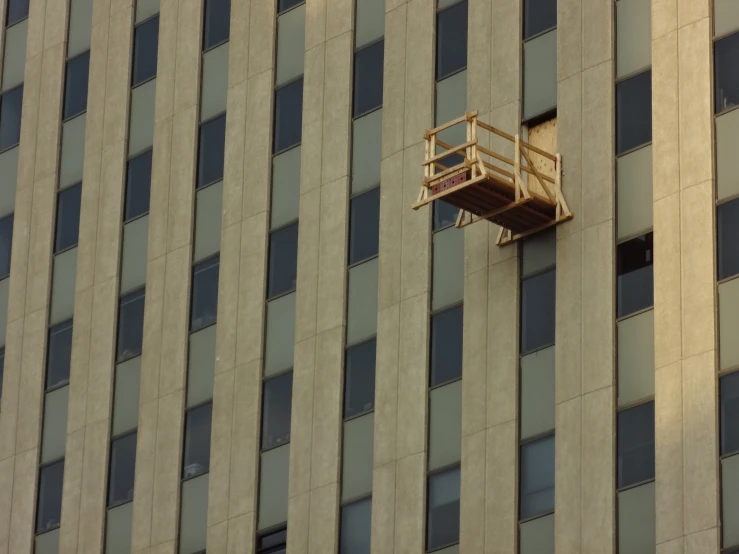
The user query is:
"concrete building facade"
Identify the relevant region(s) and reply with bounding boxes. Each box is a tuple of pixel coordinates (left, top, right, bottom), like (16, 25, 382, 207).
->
(0, 0, 735, 553)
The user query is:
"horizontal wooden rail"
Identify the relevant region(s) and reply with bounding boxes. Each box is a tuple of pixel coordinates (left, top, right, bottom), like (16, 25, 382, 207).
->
(423, 140, 476, 167)
(476, 120, 556, 162)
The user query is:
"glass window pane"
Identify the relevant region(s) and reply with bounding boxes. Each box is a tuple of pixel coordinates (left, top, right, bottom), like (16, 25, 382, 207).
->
(183, 402, 212, 479)
(436, 1, 467, 80)
(715, 0, 739, 39)
(268, 223, 298, 298)
(117, 289, 145, 363)
(354, 40, 384, 117)
(258, 527, 288, 551)
(187, 324, 216, 408)
(128, 78, 156, 156)
(135, 0, 159, 23)
(0, 349, 4, 408)
(349, 187, 380, 265)
(427, 467, 460, 550)
(203, 0, 231, 49)
(429, 380, 462, 471)
(36, 461, 64, 534)
(616, 232, 654, 318)
(520, 346, 555, 440)
(435, 70, 466, 135)
(520, 434, 555, 519)
(523, 30, 557, 120)
(0, 86, 23, 152)
(6, 0, 30, 26)
(46, 319, 73, 389)
(278, 0, 303, 14)
(257, 446, 290, 531)
(720, 277, 739, 372)
(432, 226, 464, 310)
(434, 201, 458, 231)
(193, 180, 223, 263)
(0, 280, 7, 348)
(125, 150, 152, 221)
(430, 304, 463, 387)
(0, 215, 13, 279)
(718, 198, 739, 281)
(276, 4, 306, 88)
(344, 339, 376, 419)
(108, 433, 137, 506)
(262, 372, 293, 450)
(520, 513, 554, 554)
(524, 0, 556, 39)
(341, 413, 374, 502)
(521, 269, 555, 353)
(717, 108, 739, 202)
(105, 502, 133, 554)
(197, 114, 226, 187)
(274, 78, 303, 153)
(616, 0, 651, 79)
(190, 256, 220, 331)
(67, 0, 93, 57)
(50, 248, 78, 325)
(351, 109, 382, 195)
(132, 17, 159, 86)
(271, 145, 301, 229)
(616, 70, 652, 155)
(722, 454, 739, 548)
(340, 499, 371, 554)
(617, 144, 653, 240)
(112, 357, 141, 436)
(201, 43, 229, 121)
(617, 309, 655, 407)
(716, 32, 739, 114)
(35, 528, 60, 554)
(618, 482, 655, 554)
(41, 386, 69, 464)
(356, 0, 384, 48)
(179, 473, 209, 554)
(721, 372, 739, 456)
(617, 401, 655, 489)
(55, 184, 82, 253)
(120, 215, 149, 294)
(60, 113, 86, 189)
(522, 229, 555, 279)
(2, 19, 27, 92)
(347, 258, 379, 345)
(0, 147, 19, 218)
(63, 52, 90, 120)
(265, 293, 296, 377)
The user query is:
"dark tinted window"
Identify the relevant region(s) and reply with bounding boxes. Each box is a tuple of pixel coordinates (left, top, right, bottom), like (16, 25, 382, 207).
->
(203, 0, 231, 49)
(258, 527, 287, 553)
(349, 187, 380, 265)
(340, 498, 371, 554)
(616, 70, 652, 155)
(132, 16, 159, 86)
(55, 184, 82, 253)
(430, 305, 463, 387)
(268, 223, 298, 299)
(262, 371, 293, 450)
(183, 402, 212, 479)
(274, 78, 303, 153)
(434, 200, 458, 231)
(524, 0, 557, 39)
(353, 41, 384, 117)
(427, 467, 460, 550)
(0, 348, 4, 409)
(36, 461, 64, 533)
(125, 150, 152, 221)
(117, 289, 145, 363)
(519, 434, 555, 519)
(63, 52, 90, 120)
(721, 371, 739, 456)
(617, 401, 655, 489)
(108, 433, 137, 506)
(191, 256, 220, 331)
(521, 269, 556, 353)
(197, 115, 226, 188)
(0, 86, 23, 152)
(0, 214, 13, 279)
(718, 198, 739, 281)
(344, 339, 376, 419)
(715, 32, 739, 114)
(617, 233, 653, 318)
(46, 320, 73, 389)
(278, 0, 303, 13)
(436, 1, 467, 80)
(6, 0, 29, 26)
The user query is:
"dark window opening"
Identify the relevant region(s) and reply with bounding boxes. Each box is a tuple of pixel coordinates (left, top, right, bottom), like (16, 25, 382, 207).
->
(63, 52, 90, 120)
(519, 434, 555, 519)
(117, 289, 145, 363)
(427, 467, 460, 551)
(715, 32, 739, 114)
(203, 0, 231, 49)
(430, 305, 463, 387)
(46, 319, 74, 390)
(36, 461, 64, 534)
(0, 214, 13, 279)
(6, 0, 30, 26)
(436, 0, 468, 80)
(197, 115, 226, 188)
(344, 339, 376, 419)
(267, 223, 299, 299)
(617, 401, 655, 489)
(274, 78, 304, 153)
(182, 402, 213, 479)
(125, 150, 153, 221)
(521, 269, 556, 353)
(191, 256, 220, 331)
(257, 527, 287, 554)
(0, 86, 23, 152)
(108, 432, 137, 506)
(523, 0, 557, 40)
(617, 233, 654, 318)
(132, 16, 159, 86)
(261, 371, 293, 450)
(349, 187, 380, 265)
(721, 371, 739, 456)
(718, 198, 739, 281)
(616, 70, 652, 155)
(353, 41, 384, 117)
(54, 184, 82, 253)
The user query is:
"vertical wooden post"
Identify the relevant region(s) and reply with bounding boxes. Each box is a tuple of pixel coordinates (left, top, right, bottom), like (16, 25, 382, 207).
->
(514, 134, 521, 201)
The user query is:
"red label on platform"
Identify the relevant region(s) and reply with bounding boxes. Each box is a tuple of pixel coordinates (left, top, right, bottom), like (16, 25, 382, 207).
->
(432, 172, 466, 195)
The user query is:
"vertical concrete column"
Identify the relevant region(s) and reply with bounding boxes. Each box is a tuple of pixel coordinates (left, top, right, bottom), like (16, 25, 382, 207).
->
(460, 0, 520, 553)
(371, 0, 433, 553)
(652, 1, 719, 552)
(0, 0, 68, 552)
(205, 0, 276, 551)
(555, 0, 615, 553)
(287, 0, 353, 552)
(130, 0, 203, 552)
(59, 0, 133, 552)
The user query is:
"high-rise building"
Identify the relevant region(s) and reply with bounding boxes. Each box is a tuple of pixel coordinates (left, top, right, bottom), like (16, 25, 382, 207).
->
(0, 0, 735, 553)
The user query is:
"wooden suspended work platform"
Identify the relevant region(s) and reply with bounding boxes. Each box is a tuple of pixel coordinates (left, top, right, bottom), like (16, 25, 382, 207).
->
(412, 111, 572, 245)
